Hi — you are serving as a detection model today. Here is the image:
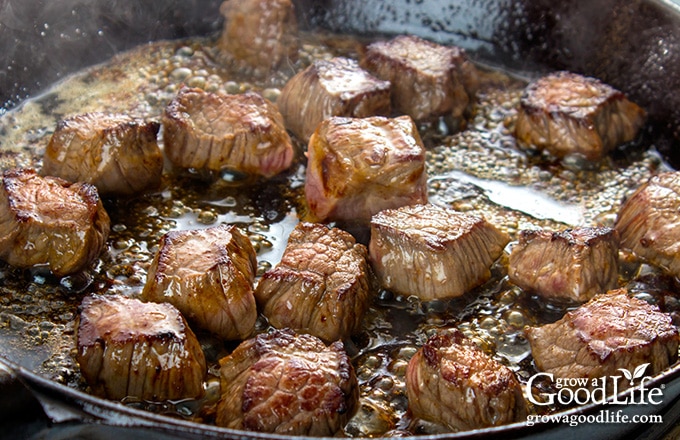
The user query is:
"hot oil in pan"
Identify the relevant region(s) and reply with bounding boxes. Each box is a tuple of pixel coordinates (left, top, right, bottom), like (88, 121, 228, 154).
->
(0, 32, 676, 436)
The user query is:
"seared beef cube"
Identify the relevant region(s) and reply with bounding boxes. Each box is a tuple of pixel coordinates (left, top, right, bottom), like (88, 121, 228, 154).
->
(217, 0, 298, 73)
(142, 224, 258, 340)
(515, 71, 646, 161)
(369, 204, 509, 300)
(76, 294, 206, 401)
(361, 34, 477, 121)
(615, 171, 680, 277)
(508, 227, 620, 303)
(526, 289, 679, 390)
(216, 328, 358, 435)
(42, 112, 162, 197)
(406, 328, 527, 431)
(278, 57, 391, 142)
(255, 222, 372, 342)
(0, 168, 110, 276)
(305, 115, 428, 223)
(162, 87, 294, 178)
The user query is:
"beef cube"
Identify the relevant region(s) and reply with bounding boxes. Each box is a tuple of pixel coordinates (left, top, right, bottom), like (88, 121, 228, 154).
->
(0, 168, 110, 276)
(42, 112, 162, 197)
(255, 222, 373, 342)
(525, 289, 679, 390)
(162, 87, 294, 178)
(615, 171, 680, 277)
(76, 294, 206, 401)
(361, 34, 478, 121)
(278, 57, 391, 142)
(508, 227, 620, 303)
(515, 71, 646, 161)
(142, 224, 258, 340)
(217, 0, 299, 74)
(369, 204, 509, 300)
(305, 115, 428, 223)
(216, 328, 358, 435)
(406, 328, 527, 431)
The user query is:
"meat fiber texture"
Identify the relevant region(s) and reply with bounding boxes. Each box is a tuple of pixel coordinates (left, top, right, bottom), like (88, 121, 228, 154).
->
(217, 0, 299, 75)
(162, 87, 294, 178)
(304, 115, 428, 224)
(369, 203, 509, 300)
(508, 226, 620, 303)
(406, 328, 527, 431)
(615, 171, 680, 278)
(525, 289, 679, 392)
(278, 56, 391, 142)
(361, 34, 478, 121)
(0, 168, 110, 276)
(255, 222, 373, 342)
(76, 294, 206, 401)
(514, 71, 646, 161)
(142, 224, 258, 340)
(216, 329, 358, 435)
(42, 112, 163, 197)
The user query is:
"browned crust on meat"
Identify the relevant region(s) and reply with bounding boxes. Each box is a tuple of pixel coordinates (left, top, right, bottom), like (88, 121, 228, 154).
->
(514, 71, 646, 160)
(304, 115, 428, 223)
(142, 224, 258, 340)
(361, 34, 476, 120)
(525, 289, 679, 388)
(0, 168, 110, 276)
(254, 222, 373, 342)
(508, 227, 620, 302)
(216, 329, 358, 435)
(76, 294, 206, 401)
(278, 57, 391, 141)
(369, 204, 509, 300)
(162, 87, 294, 177)
(615, 171, 680, 277)
(42, 112, 163, 196)
(406, 328, 527, 431)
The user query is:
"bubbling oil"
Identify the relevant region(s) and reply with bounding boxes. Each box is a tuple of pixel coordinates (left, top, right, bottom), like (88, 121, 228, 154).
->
(0, 31, 674, 437)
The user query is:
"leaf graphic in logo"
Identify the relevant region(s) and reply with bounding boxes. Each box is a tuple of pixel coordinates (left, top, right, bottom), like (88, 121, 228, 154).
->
(633, 363, 650, 381)
(618, 368, 633, 384)
(618, 363, 650, 386)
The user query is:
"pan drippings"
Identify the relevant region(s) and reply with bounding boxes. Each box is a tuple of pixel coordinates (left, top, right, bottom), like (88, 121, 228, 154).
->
(0, 32, 675, 436)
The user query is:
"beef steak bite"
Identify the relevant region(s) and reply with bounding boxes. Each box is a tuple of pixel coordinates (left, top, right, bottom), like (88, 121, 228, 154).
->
(255, 222, 373, 342)
(508, 227, 620, 303)
(76, 294, 206, 401)
(514, 71, 646, 161)
(217, 0, 298, 74)
(216, 328, 358, 436)
(369, 204, 509, 301)
(277, 57, 391, 142)
(42, 112, 162, 197)
(162, 87, 294, 178)
(0, 168, 110, 276)
(305, 115, 428, 224)
(406, 328, 527, 431)
(615, 171, 680, 277)
(142, 224, 258, 340)
(361, 34, 478, 121)
(525, 289, 679, 390)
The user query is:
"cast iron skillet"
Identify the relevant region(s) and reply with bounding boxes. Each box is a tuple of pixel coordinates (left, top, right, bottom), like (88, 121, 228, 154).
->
(1, 0, 680, 438)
